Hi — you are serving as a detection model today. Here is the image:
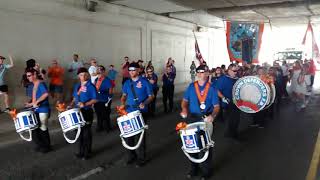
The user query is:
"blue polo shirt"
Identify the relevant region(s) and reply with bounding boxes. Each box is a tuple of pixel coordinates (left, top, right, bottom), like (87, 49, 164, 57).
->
(94, 76, 112, 102)
(28, 82, 50, 113)
(122, 77, 153, 113)
(183, 81, 219, 115)
(216, 75, 238, 108)
(147, 73, 158, 91)
(162, 72, 175, 86)
(73, 81, 98, 110)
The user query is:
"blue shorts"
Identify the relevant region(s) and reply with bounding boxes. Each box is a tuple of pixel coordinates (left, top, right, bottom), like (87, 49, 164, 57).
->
(49, 84, 63, 93)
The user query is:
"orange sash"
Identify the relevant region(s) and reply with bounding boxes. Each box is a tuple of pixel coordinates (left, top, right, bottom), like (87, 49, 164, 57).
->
(95, 76, 105, 91)
(194, 81, 210, 105)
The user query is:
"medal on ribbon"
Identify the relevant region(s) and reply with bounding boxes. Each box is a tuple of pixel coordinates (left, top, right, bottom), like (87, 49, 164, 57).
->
(194, 81, 210, 111)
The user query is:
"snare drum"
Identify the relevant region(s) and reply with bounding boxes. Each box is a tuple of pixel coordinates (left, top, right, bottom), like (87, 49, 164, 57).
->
(117, 110, 148, 150)
(179, 122, 214, 164)
(14, 111, 38, 142)
(58, 108, 85, 144)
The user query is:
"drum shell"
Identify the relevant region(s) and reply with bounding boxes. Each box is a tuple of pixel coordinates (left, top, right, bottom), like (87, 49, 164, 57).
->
(117, 110, 145, 138)
(58, 108, 85, 133)
(180, 122, 211, 153)
(15, 111, 38, 133)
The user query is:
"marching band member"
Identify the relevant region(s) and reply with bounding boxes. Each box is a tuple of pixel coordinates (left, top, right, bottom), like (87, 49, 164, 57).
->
(180, 65, 220, 180)
(94, 65, 113, 133)
(162, 65, 175, 113)
(70, 67, 97, 160)
(120, 62, 154, 167)
(145, 66, 158, 116)
(216, 64, 240, 141)
(25, 68, 52, 153)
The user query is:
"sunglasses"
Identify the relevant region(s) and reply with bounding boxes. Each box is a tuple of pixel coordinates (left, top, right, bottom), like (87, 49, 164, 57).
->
(26, 74, 33, 77)
(128, 67, 137, 71)
(231, 70, 238, 72)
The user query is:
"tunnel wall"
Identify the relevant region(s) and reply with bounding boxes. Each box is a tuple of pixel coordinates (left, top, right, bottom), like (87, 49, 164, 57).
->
(0, 0, 226, 108)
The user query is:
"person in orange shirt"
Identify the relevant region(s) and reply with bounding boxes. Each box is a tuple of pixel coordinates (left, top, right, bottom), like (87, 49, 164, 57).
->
(48, 59, 64, 103)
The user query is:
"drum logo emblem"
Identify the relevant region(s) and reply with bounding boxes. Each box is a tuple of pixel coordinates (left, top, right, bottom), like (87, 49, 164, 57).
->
(233, 76, 269, 113)
(122, 121, 132, 133)
(61, 117, 68, 129)
(184, 135, 195, 148)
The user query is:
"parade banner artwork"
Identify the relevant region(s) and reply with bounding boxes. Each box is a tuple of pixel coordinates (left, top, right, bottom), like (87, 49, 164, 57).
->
(302, 22, 320, 64)
(226, 21, 264, 63)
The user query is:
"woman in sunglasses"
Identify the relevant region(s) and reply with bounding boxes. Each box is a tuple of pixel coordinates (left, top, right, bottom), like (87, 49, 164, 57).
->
(24, 68, 52, 153)
(94, 65, 113, 133)
(145, 66, 158, 116)
(70, 67, 98, 160)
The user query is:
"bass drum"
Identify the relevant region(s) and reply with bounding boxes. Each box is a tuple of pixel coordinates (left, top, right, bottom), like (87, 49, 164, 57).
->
(265, 83, 276, 109)
(232, 76, 271, 113)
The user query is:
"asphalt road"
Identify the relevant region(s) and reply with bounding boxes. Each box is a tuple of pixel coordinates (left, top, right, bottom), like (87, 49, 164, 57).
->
(0, 95, 319, 180)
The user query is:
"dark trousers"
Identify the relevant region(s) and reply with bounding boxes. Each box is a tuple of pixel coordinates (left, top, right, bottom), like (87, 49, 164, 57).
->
(94, 101, 112, 132)
(78, 108, 93, 158)
(162, 84, 174, 112)
(148, 89, 158, 115)
(32, 113, 51, 152)
(282, 76, 289, 97)
(224, 103, 240, 138)
(124, 112, 148, 163)
(311, 75, 315, 87)
(252, 109, 266, 126)
(189, 147, 213, 178)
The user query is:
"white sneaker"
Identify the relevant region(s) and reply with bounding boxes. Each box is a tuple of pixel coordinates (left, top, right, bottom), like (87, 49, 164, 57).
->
(301, 104, 306, 109)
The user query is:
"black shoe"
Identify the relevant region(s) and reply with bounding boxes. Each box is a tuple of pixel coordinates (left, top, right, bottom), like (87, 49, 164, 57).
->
(125, 158, 136, 165)
(186, 170, 197, 179)
(200, 176, 208, 180)
(82, 155, 90, 160)
(75, 153, 83, 159)
(40, 147, 51, 153)
(34, 146, 41, 152)
(135, 160, 146, 168)
(4, 108, 11, 113)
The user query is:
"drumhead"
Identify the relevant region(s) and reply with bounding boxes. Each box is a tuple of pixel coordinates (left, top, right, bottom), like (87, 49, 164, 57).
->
(233, 76, 271, 113)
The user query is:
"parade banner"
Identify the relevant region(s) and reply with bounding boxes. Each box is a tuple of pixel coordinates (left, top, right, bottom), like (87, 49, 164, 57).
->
(226, 21, 264, 63)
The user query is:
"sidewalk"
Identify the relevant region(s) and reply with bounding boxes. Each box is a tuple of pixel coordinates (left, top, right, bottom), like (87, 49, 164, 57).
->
(0, 89, 185, 145)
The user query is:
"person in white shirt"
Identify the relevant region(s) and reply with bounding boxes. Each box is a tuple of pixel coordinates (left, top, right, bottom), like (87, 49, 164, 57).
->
(88, 59, 98, 83)
(67, 54, 84, 101)
(0, 54, 14, 113)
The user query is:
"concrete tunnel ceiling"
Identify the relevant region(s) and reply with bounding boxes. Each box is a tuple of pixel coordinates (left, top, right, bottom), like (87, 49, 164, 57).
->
(104, 0, 320, 27)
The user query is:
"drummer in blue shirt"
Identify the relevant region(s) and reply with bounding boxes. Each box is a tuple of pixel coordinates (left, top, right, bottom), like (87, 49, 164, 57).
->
(120, 62, 154, 167)
(216, 64, 240, 140)
(94, 65, 113, 133)
(70, 67, 98, 160)
(25, 68, 52, 153)
(180, 65, 220, 180)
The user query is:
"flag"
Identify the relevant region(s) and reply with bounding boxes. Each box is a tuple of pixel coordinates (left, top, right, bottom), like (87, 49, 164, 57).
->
(302, 22, 320, 64)
(193, 31, 206, 65)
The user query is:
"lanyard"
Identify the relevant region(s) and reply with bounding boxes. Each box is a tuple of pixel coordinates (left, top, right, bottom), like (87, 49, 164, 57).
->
(194, 81, 210, 105)
(95, 76, 105, 91)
